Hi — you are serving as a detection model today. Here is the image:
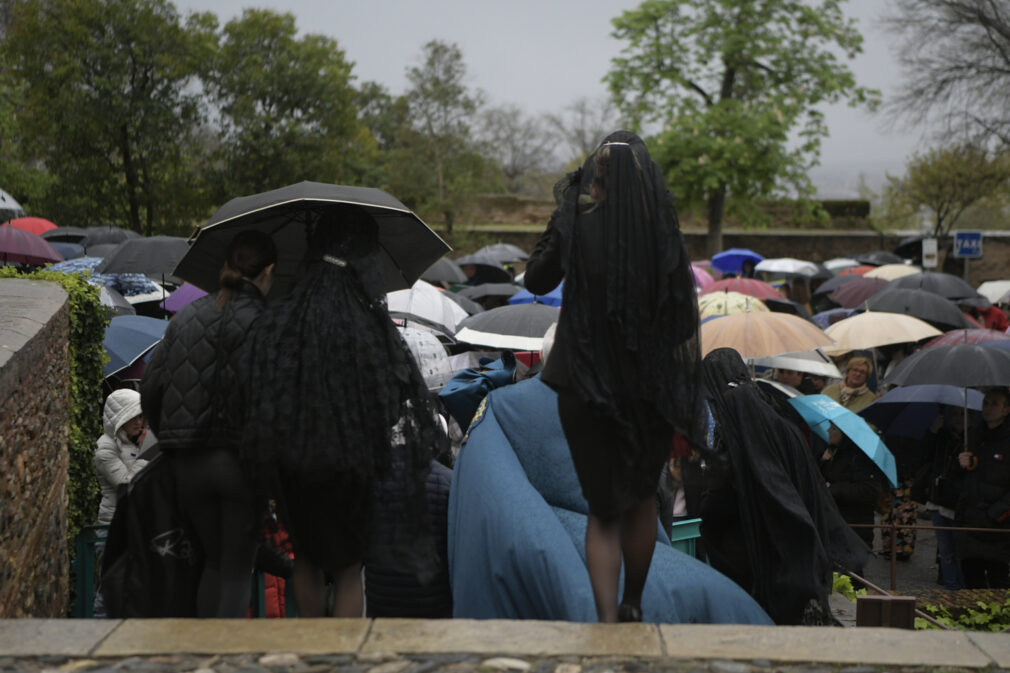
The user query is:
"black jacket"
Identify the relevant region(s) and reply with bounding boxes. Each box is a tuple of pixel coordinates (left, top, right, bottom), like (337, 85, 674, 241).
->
(141, 282, 266, 452)
(820, 438, 885, 546)
(957, 418, 1010, 560)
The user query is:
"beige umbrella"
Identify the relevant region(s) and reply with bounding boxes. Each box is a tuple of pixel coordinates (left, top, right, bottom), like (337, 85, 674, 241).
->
(698, 290, 768, 320)
(864, 263, 921, 281)
(823, 311, 942, 354)
(701, 311, 834, 359)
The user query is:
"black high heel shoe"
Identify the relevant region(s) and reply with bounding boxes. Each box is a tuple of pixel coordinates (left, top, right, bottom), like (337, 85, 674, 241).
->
(617, 603, 642, 622)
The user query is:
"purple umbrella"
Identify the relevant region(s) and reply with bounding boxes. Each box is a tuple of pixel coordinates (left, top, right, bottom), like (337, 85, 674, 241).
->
(0, 225, 63, 265)
(161, 282, 208, 314)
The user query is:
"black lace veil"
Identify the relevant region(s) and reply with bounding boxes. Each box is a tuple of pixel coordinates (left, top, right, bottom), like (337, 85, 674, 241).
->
(552, 130, 702, 450)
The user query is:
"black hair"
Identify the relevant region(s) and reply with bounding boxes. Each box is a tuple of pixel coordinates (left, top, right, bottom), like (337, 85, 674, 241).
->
(217, 230, 277, 307)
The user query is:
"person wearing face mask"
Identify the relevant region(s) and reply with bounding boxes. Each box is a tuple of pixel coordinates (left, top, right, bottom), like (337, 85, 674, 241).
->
(95, 389, 148, 526)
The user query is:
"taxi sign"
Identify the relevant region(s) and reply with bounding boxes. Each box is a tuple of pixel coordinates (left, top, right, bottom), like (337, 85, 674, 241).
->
(953, 231, 983, 259)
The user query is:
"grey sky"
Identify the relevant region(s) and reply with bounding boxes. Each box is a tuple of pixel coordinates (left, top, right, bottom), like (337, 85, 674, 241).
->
(180, 0, 931, 197)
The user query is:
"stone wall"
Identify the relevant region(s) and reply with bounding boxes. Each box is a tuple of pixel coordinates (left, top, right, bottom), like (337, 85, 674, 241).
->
(0, 279, 71, 617)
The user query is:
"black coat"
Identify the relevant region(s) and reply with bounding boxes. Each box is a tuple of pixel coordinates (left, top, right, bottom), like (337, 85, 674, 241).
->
(957, 419, 1010, 561)
(820, 439, 885, 547)
(141, 282, 266, 452)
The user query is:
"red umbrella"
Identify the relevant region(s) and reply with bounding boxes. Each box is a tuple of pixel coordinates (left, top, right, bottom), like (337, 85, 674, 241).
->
(0, 225, 63, 265)
(700, 278, 784, 300)
(838, 265, 875, 277)
(922, 328, 1010, 349)
(829, 277, 888, 308)
(4, 216, 58, 236)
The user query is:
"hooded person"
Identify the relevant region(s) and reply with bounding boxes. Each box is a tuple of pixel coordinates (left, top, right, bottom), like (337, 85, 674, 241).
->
(95, 389, 148, 525)
(524, 130, 703, 622)
(699, 348, 868, 625)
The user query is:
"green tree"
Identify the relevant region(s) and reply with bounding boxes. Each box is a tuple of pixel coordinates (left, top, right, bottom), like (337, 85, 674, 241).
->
(878, 144, 1010, 239)
(205, 9, 361, 198)
(2, 0, 216, 234)
(606, 0, 878, 256)
(405, 40, 488, 232)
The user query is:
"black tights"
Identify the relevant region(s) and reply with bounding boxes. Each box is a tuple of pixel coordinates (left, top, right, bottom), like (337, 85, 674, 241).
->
(585, 498, 657, 622)
(172, 449, 257, 617)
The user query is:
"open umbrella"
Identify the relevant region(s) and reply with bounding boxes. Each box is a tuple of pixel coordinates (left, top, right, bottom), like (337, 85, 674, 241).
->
(442, 290, 484, 316)
(691, 264, 715, 289)
(884, 343, 1010, 389)
(99, 286, 136, 317)
(710, 248, 763, 275)
(175, 182, 449, 296)
(977, 280, 1010, 304)
(386, 280, 469, 333)
(813, 274, 859, 296)
(458, 282, 522, 302)
(103, 315, 167, 377)
(884, 271, 987, 305)
(509, 280, 563, 307)
(700, 311, 833, 359)
(49, 242, 84, 261)
(421, 257, 467, 285)
(161, 282, 208, 314)
(824, 312, 941, 353)
(754, 257, 819, 277)
(748, 347, 842, 379)
(923, 328, 1010, 349)
(83, 243, 121, 259)
(829, 277, 888, 308)
(698, 291, 768, 320)
(789, 394, 898, 487)
(453, 252, 513, 284)
(855, 251, 904, 267)
(4, 216, 57, 236)
(823, 257, 861, 273)
(0, 225, 62, 265)
(474, 242, 529, 264)
(0, 188, 26, 221)
(838, 265, 875, 277)
(96, 235, 189, 277)
(42, 226, 88, 243)
(864, 264, 921, 281)
(701, 278, 783, 300)
(811, 307, 858, 329)
(81, 226, 140, 248)
(863, 288, 974, 331)
(454, 303, 560, 351)
(859, 385, 983, 440)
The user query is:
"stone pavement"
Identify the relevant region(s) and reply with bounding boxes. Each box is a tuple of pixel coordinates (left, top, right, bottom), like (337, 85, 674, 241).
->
(0, 620, 1008, 673)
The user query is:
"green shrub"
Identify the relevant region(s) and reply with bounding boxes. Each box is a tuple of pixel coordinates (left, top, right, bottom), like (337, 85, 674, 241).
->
(915, 597, 1010, 631)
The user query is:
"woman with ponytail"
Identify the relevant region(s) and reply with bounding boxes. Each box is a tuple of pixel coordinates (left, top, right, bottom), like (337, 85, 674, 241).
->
(142, 230, 277, 617)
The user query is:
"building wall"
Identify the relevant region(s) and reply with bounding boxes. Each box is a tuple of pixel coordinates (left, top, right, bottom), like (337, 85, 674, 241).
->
(0, 280, 71, 617)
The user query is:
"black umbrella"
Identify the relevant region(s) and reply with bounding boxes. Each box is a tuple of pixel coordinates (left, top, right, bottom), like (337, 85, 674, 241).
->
(442, 290, 484, 315)
(812, 274, 858, 296)
(84, 243, 121, 259)
(764, 297, 813, 320)
(174, 181, 449, 295)
(458, 283, 522, 301)
(474, 242, 529, 264)
(96, 235, 190, 277)
(863, 288, 974, 331)
(855, 250, 904, 266)
(883, 271, 989, 306)
(81, 226, 140, 248)
(421, 257, 467, 284)
(454, 303, 560, 350)
(453, 252, 513, 284)
(42, 226, 88, 243)
(884, 344, 1010, 388)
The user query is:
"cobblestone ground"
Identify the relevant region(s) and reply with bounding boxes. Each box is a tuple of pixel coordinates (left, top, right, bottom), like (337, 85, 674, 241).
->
(0, 653, 1000, 673)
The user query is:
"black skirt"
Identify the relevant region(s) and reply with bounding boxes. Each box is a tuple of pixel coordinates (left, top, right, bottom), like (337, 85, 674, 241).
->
(557, 388, 671, 521)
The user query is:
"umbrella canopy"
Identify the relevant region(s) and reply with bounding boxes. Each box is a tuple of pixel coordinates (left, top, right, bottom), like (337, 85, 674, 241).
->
(83, 243, 121, 259)
(923, 328, 1010, 349)
(701, 278, 783, 300)
(96, 235, 189, 277)
(710, 248, 763, 275)
(474, 242, 529, 264)
(977, 280, 1010, 304)
(811, 307, 858, 329)
(864, 264, 921, 281)
(813, 274, 859, 296)
(453, 252, 513, 284)
(509, 280, 563, 307)
(884, 343, 1010, 388)
(99, 285, 136, 317)
(0, 188, 26, 221)
(458, 282, 522, 301)
(103, 315, 167, 377)
(763, 297, 813, 320)
(863, 288, 974, 331)
(884, 271, 987, 305)
(421, 257, 467, 285)
(455, 303, 560, 351)
(824, 311, 942, 352)
(789, 395, 898, 487)
(829, 277, 888, 308)
(387, 280, 469, 333)
(700, 311, 833, 359)
(175, 182, 450, 296)
(859, 385, 983, 440)
(49, 242, 84, 260)
(754, 257, 819, 277)
(0, 225, 62, 265)
(749, 347, 843, 379)
(442, 290, 484, 315)
(42, 226, 88, 243)
(698, 291, 768, 320)
(161, 282, 208, 314)
(855, 250, 904, 267)
(838, 265, 875, 277)
(691, 264, 715, 289)
(823, 257, 861, 273)
(4, 216, 57, 236)
(81, 226, 140, 248)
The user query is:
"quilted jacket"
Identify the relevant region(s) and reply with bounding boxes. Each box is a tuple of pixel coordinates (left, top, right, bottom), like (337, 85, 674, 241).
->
(141, 281, 266, 452)
(95, 389, 148, 524)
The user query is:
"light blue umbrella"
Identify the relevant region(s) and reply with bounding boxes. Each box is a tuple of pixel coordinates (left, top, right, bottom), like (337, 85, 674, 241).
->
(789, 394, 898, 487)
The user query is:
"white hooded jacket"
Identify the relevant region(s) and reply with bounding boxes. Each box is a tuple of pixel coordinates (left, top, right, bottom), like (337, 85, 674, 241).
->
(94, 389, 148, 524)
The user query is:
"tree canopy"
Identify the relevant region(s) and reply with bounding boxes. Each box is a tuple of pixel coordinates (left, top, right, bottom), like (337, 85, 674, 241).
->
(607, 0, 878, 255)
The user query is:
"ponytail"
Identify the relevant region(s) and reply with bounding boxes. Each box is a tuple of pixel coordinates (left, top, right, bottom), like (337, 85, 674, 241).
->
(217, 230, 277, 308)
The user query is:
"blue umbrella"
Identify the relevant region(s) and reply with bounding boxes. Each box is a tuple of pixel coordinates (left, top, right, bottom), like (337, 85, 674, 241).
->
(50, 241, 85, 260)
(103, 315, 167, 377)
(858, 385, 983, 440)
(509, 280, 563, 307)
(711, 248, 764, 275)
(811, 307, 857, 329)
(789, 394, 898, 487)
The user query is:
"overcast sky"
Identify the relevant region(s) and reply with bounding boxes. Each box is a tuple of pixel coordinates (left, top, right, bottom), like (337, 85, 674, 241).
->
(179, 0, 932, 197)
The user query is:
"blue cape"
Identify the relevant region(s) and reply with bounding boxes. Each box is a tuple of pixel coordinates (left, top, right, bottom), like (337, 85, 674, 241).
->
(448, 377, 772, 624)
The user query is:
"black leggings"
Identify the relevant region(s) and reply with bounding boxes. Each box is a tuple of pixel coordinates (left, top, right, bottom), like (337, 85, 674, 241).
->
(171, 448, 257, 617)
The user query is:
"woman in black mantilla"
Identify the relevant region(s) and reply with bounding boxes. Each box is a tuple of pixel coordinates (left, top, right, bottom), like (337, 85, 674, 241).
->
(241, 206, 446, 617)
(524, 131, 702, 623)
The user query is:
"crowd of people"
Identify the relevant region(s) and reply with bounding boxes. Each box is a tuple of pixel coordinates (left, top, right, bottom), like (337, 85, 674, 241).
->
(91, 130, 1010, 625)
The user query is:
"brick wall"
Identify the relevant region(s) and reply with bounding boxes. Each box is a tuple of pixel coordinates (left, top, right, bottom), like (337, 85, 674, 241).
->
(0, 281, 71, 617)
